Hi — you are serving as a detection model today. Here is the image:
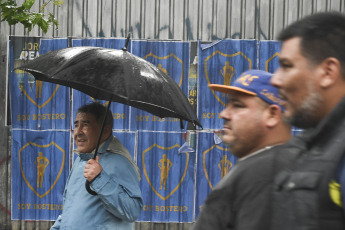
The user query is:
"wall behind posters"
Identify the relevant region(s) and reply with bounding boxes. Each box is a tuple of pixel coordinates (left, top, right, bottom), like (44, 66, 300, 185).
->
(1, 0, 344, 229)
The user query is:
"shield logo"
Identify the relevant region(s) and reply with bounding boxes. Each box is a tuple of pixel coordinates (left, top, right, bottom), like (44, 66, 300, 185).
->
(88, 96, 110, 106)
(142, 143, 189, 200)
(265, 52, 280, 72)
(11, 37, 61, 109)
(203, 144, 232, 189)
(14, 62, 60, 109)
(204, 50, 253, 106)
(143, 53, 184, 87)
(19, 141, 65, 198)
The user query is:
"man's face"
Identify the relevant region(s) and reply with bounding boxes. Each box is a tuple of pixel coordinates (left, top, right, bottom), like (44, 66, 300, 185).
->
(74, 112, 102, 153)
(219, 92, 267, 158)
(271, 37, 323, 128)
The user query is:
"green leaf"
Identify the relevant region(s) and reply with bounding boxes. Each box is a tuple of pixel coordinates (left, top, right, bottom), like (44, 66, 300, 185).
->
(1, 9, 15, 20)
(37, 18, 49, 33)
(0, 0, 62, 34)
(11, 14, 29, 22)
(53, 1, 64, 7)
(22, 0, 35, 10)
(0, 0, 17, 7)
(39, 2, 49, 12)
(48, 12, 59, 29)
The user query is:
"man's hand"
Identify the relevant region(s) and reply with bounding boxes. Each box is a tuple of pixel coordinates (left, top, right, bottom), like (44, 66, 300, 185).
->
(84, 156, 102, 182)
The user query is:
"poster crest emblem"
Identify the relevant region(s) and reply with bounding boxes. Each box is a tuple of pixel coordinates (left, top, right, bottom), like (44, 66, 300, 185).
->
(204, 50, 252, 106)
(265, 52, 280, 72)
(203, 144, 231, 189)
(19, 141, 65, 198)
(14, 66, 60, 109)
(143, 143, 189, 200)
(143, 53, 184, 87)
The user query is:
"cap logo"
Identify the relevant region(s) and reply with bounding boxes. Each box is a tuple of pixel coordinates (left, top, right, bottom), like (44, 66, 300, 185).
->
(237, 74, 258, 86)
(260, 89, 284, 105)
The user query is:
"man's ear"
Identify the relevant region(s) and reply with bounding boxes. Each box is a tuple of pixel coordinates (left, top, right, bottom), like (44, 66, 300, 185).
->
(265, 104, 282, 128)
(319, 57, 341, 88)
(101, 124, 112, 140)
(104, 124, 112, 136)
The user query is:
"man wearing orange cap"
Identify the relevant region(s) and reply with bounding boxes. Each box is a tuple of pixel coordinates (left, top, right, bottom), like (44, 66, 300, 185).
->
(192, 69, 296, 230)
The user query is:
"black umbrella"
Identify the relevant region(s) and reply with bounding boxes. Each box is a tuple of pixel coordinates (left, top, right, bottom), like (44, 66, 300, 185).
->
(16, 45, 201, 126)
(16, 36, 202, 195)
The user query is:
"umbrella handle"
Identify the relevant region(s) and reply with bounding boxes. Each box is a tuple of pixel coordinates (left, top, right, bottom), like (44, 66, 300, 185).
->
(122, 33, 130, 51)
(85, 180, 97, 196)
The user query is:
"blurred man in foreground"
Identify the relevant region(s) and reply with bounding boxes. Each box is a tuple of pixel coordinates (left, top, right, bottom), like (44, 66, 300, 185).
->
(271, 12, 345, 229)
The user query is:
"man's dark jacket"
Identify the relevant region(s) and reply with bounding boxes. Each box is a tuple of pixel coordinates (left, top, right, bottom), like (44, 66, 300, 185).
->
(272, 97, 345, 230)
(192, 144, 299, 230)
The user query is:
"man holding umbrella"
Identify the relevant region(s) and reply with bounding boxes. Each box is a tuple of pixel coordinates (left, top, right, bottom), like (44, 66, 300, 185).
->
(51, 102, 143, 229)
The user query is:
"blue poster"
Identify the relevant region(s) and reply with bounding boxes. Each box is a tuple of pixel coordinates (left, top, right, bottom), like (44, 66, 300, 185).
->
(10, 37, 70, 130)
(258, 40, 281, 73)
(72, 38, 130, 130)
(12, 130, 70, 220)
(137, 131, 195, 222)
(130, 41, 190, 131)
(195, 132, 237, 219)
(72, 38, 131, 50)
(112, 131, 137, 160)
(198, 39, 257, 129)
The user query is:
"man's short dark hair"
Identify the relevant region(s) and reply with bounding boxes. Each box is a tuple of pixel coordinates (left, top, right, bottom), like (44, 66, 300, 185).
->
(77, 102, 113, 128)
(278, 12, 345, 75)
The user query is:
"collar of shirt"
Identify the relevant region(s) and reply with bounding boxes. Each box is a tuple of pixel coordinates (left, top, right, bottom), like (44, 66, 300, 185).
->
(239, 144, 281, 162)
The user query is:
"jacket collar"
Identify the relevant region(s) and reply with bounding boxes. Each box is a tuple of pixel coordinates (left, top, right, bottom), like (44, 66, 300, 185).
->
(74, 135, 141, 180)
(300, 96, 345, 146)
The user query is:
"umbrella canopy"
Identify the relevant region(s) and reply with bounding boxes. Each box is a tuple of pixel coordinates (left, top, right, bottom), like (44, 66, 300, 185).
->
(15, 46, 202, 128)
